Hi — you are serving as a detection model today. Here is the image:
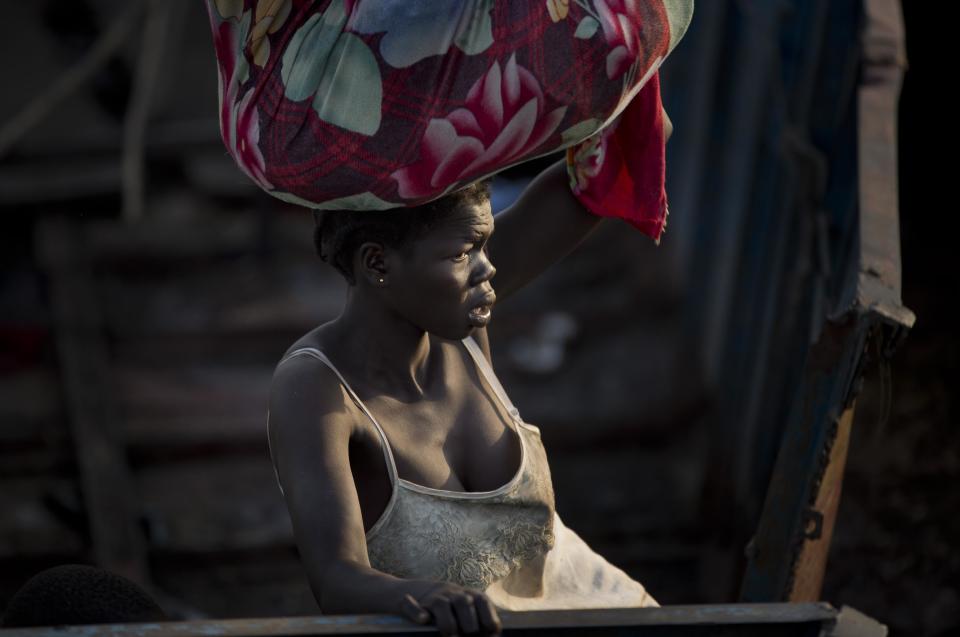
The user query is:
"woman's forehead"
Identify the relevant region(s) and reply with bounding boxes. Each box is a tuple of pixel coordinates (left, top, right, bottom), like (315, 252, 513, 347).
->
(430, 201, 494, 238)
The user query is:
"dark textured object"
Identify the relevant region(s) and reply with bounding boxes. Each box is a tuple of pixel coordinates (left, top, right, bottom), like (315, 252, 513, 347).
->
(1, 564, 166, 627)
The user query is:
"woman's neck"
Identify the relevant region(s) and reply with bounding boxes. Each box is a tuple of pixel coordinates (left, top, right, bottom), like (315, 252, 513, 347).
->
(325, 290, 435, 400)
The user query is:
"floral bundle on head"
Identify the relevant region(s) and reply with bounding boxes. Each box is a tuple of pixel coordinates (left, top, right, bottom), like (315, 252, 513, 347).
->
(206, 0, 693, 241)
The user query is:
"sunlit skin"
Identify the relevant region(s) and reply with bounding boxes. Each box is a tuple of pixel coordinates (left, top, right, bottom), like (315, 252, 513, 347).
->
(269, 112, 672, 637)
(319, 200, 499, 401)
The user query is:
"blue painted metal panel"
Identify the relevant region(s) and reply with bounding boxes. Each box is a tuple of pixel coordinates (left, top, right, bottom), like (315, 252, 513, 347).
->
(652, 0, 911, 601)
(739, 0, 914, 602)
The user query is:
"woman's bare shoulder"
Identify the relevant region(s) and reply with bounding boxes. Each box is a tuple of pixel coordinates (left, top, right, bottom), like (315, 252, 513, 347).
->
(280, 323, 330, 360)
(267, 340, 372, 592)
(270, 340, 354, 440)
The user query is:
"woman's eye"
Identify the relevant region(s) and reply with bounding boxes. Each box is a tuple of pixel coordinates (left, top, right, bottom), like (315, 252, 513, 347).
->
(453, 241, 485, 262)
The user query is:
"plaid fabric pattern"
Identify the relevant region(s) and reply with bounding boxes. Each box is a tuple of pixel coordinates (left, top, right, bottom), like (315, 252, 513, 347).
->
(205, 0, 692, 240)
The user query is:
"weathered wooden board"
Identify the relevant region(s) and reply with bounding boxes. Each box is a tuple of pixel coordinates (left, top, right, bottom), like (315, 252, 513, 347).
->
(37, 219, 149, 583)
(0, 478, 85, 559)
(150, 546, 319, 620)
(135, 457, 291, 553)
(0, 603, 886, 636)
(97, 263, 341, 337)
(0, 370, 63, 449)
(114, 365, 272, 450)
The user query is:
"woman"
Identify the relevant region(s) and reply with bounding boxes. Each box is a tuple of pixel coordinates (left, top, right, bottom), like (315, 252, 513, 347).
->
(205, 1, 689, 633)
(267, 143, 669, 637)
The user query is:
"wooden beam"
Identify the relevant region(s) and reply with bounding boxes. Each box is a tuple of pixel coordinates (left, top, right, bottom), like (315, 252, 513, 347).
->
(788, 403, 855, 601)
(36, 218, 149, 585)
(0, 603, 849, 636)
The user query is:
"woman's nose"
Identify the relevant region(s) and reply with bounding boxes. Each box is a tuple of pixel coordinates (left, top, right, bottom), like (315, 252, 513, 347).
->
(472, 250, 496, 285)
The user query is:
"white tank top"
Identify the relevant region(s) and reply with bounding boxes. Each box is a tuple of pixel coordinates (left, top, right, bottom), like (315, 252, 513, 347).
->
(272, 336, 657, 610)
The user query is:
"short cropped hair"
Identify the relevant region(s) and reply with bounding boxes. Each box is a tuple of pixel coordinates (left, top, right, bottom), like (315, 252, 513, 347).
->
(1, 564, 167, 627)
(314, 179, 492, 285)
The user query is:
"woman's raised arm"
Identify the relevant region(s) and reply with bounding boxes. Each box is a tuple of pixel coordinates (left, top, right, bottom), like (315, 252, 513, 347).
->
(487, 108, 673, 302)
(487, 158, 603, 303)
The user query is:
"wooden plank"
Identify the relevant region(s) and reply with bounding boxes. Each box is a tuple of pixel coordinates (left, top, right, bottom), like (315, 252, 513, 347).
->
(114, 365, 271, 449)
(0, 478, 85, 559)
(831, 605, 889, 637)
(741, 0, 914, 603)
(81, 211, 314, 269)
(136, 457, 292, 553)
(740, 326, 869, 601)
(149, 547, 317, 619)
(0, 369, 63, 448)
(84, 214, 262, 265)
(0, 159, 121, 205)
(854, 0, 915, 329)
(789, 403, 855, 601)
(96, 263, 340, 337)
(35, 219, 149, 584)
(0, 603, 840, 636)
(113, 332, 302, 369)
(0, 448, 74, 479)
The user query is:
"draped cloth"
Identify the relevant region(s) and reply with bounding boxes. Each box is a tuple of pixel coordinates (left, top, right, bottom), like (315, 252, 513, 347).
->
(205, 0, 693, 242)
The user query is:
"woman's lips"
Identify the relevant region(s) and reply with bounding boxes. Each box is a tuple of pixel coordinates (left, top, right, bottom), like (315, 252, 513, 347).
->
(467, 290, 496, 326)
(468, 304, 492, 326)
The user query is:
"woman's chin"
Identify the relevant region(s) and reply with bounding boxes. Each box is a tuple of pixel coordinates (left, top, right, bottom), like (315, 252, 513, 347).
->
(425, 313, 490, 340)
(425, 323, 475, 341)
(452, 323, 487, 341)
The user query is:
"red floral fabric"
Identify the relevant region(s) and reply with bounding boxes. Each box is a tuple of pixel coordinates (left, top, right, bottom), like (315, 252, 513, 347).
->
(566, 70, 666, 240)
(204, 0, 692, 241)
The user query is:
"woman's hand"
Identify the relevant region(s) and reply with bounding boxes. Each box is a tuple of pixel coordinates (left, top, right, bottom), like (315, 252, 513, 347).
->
(398, 582, 502, 636)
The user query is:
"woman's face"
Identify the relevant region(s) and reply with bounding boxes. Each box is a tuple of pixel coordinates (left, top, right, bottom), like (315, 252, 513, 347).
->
(384, 199, 497, 340)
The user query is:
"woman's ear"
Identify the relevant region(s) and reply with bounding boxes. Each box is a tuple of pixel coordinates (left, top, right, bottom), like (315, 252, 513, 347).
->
(357, 241, 388, 286)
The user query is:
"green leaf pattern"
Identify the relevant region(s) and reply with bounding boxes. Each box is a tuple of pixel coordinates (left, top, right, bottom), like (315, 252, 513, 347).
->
(574, 16, 599, 39)
(560, 118, 603, 145)
(280, 0, 382, 135)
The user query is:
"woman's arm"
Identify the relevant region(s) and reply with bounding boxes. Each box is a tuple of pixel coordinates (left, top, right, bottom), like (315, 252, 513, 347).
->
(487, 107, 673, 303)
(268, 357, 501, 636)
(486, 158, 601, 303)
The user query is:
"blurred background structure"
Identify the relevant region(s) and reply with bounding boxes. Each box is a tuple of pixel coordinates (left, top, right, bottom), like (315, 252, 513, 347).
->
(0, 1, 953, 635)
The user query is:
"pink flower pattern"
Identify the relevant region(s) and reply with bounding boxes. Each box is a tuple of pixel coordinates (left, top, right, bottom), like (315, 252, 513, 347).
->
(595, 0, 645, 79)
(204, 0, 688, 240)
(233, 88, 272, 189)
(211, 12, 273, 190)
(567, 133, 605, 194)
(392, 54, 567, 200)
